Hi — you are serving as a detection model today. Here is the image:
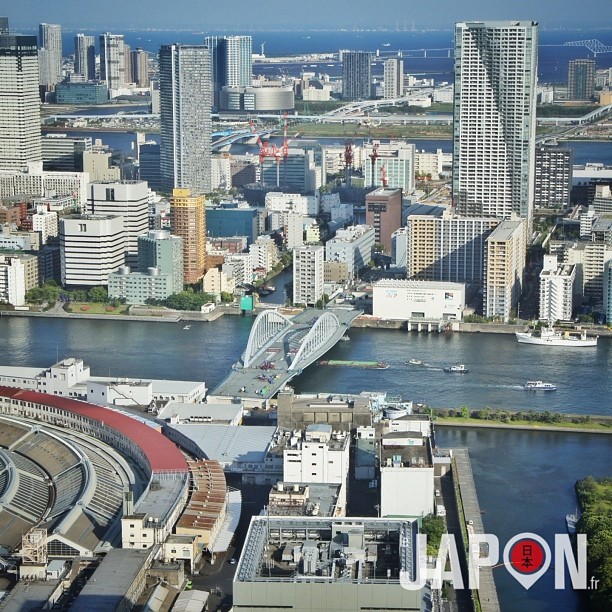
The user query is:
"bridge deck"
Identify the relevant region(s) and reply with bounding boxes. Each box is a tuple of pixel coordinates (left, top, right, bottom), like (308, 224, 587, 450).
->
(210, 308, 361, 400)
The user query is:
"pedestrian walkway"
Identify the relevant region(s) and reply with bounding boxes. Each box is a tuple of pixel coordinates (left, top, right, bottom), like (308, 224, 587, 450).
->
(453, 448, 501, 612)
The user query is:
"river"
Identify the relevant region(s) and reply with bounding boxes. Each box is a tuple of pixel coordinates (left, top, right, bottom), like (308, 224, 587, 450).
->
(1, 314, 609, 611)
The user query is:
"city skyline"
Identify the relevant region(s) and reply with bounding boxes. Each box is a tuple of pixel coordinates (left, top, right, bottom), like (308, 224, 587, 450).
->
(5, 0, 612, 30)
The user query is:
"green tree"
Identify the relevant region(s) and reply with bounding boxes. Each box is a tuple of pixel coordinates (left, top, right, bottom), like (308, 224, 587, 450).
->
(421, 515, 446, 556)
(460, 405, 469, 419)
(88, 286, 108, 303)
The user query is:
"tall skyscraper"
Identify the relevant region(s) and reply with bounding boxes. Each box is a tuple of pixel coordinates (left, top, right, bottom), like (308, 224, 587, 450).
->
(568, 59, 595, 100)
(0, 17, 9, 34)
(383, 58, 403, 99)
(170, 188, 206, 284)
(534, 145, 573, 209)
(204, 35, 252, 109)
(38, 23, 62, 94)
(131, 48, 149, 87)
(159, 44, 212, 194)
(99, 32, 126, 91)
(342, 51, 372, 100)
(453, 21, 538, 222)
(74, 34, 96, 80)
(0, 35, 42, 169)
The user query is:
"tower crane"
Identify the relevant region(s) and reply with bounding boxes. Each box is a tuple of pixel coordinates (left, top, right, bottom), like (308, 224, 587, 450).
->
(249, 119, 280, 185)
(344, 141, 354, 189)
(380, 164, 388, 188)
(369, 142, 379, 188)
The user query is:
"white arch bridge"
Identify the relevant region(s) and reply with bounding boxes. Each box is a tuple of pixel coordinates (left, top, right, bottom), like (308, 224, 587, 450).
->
(211, 308, 361, 401)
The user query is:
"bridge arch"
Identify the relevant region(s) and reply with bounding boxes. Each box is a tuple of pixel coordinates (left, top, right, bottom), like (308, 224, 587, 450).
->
(243, 310, 292, 368)
(289, 312, 341, 371)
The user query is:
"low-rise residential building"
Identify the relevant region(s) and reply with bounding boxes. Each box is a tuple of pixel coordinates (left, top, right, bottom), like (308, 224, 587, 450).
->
(249, 235, 278, 274)
(203, 266, 236, 298)
(325, 225, 375, 279)
(108, 265, 175, 304)
(0, 255, 26, 305)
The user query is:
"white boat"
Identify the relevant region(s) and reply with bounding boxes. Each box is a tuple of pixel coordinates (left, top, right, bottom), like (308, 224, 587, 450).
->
(524, 380, 557, 391)
(516, 325, 597, 347)
(444, 364, 469, 373)
(566, 510, 578, 535)
(406, 359, 422, 365)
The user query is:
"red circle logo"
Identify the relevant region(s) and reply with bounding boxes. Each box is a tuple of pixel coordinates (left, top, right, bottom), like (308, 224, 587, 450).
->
(509, 538, 546, 574)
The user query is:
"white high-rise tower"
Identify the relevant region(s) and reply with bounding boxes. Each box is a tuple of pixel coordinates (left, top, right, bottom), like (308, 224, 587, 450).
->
(159, 44, 212, 194)
(38, 23, 62, 93)
(453, 21, 538, 223)
(100, 32, 126, 91)
(0, 34, 42, 169)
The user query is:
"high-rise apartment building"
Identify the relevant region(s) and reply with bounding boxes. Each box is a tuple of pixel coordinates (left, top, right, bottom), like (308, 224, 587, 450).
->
(123, 43, 132, 84)
(342, 51, 372, 100)
(99, 33, 126, 91)
(38, 23, 62, 94)
(539, 254, 575, 322)
(0, 35, 42, 170)
(568, 59, 595, 101)
(0, 17, 8, 34)
(383, 58, 403, 99)
(131, 48, 149, 87)
(406, 210, 500, 286)
(453, 21, 538, 222)
(74, 34, 96, 81)
(159, 44, 212, 195)
(87, 181, 150, 269)
(365, 187, 402, 253)
(534, 145, 573, 209)
(204, 35, 252, 109)
(170, 188, 206, 284)
(293, 245, 324, 306)
(483, 218, 527, 321)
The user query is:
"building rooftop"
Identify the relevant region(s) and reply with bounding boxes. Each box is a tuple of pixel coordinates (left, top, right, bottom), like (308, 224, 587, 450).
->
(487, 219, 524, 242)
(157, 401, 242, 424)
(236, 516, 417, 584)
(71, 548, 153, 612)
(267, 482, 342, 517)
(374, 278, 465, 291)
(0, 387, 188, 473)
(170, 424, 277, 466)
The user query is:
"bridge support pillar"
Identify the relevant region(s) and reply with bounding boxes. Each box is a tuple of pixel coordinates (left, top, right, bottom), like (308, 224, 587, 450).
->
(428, 323, 432, 332)
(417, 322, 422, 332)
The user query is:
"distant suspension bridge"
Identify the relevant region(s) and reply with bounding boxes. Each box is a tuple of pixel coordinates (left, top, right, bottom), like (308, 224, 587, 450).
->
(563, 39, 612, 55)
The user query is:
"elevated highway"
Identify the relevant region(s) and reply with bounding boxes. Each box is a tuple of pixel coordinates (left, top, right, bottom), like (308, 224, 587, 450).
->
(210, 308, 361, 402)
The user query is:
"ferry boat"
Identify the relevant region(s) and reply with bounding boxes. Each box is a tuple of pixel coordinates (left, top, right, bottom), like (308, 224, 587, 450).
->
(443, 364, 469, 373)
(515, 324, 597, 347)
(524, 380, 557, 392)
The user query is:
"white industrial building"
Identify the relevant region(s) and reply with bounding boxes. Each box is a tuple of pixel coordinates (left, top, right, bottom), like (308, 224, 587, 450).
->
(325, 224, 375, 279)
(373, 279, 465, 321)
(283, 424, 350, 485)
(380, 432, 435, 518)
(539, 254, 575, 322)
(293, 244, 324, 306)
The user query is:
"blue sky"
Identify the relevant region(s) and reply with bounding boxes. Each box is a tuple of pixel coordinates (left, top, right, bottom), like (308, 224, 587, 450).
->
(6, 0, 612, 30)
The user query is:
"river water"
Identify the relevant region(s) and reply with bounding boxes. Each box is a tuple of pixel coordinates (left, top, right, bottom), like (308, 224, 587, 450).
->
(1, 314, 609, 611)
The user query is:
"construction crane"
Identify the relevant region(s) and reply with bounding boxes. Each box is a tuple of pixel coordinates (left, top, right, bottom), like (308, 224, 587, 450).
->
(369, 142, 379, 188)
(344, 141, 354, 189)
(380, 164, 388, 188)
(249, 119, 280, 185)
